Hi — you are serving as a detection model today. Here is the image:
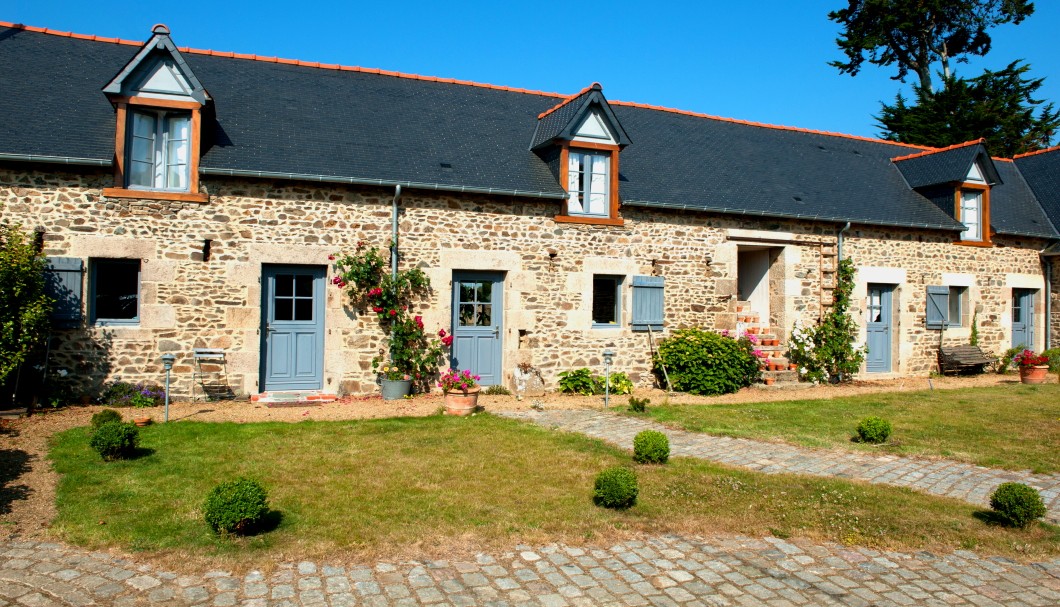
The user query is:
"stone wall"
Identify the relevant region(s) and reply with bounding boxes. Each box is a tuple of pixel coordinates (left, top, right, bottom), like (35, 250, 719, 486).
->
(2, 164, 1056, 398)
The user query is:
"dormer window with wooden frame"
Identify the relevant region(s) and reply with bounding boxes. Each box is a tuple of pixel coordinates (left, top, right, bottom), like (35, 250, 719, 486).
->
(531, 83, 630, 226)
(955, 161, 991, 245)
(101, 25, 210, 203)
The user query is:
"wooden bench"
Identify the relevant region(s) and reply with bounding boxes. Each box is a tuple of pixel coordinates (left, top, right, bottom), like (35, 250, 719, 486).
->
(938, 345, 995, 375)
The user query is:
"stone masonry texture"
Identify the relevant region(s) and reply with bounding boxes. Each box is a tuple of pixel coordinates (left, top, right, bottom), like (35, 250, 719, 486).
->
(2, 165, 1057, 398)
(2, 535, 1059, 607)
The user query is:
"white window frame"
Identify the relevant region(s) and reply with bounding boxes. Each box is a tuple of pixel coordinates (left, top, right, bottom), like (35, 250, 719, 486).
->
(958, 190, 983, 242)
(591, 274, 622, 328)
(567, 150, 611, 217)
(127, 108, 191, 192)
(947, 286, 969, 327)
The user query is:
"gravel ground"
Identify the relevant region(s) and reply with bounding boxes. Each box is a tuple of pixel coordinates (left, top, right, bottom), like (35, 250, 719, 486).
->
(0, 372, 1038, 544)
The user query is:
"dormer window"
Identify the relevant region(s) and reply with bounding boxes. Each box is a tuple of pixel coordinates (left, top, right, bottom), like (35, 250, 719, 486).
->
(956, 162, 991, 245)
(959, 190, 983, 241)
(128, 109, 191, 191)
(567, 150, 610, 217)
(101, 24, 209, 203)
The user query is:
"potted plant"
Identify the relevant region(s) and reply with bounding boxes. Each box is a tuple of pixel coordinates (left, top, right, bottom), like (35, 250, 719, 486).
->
(439, 368, 481, 416)
(1013, 349, 1050, 384)
(378, 363, 413, 400)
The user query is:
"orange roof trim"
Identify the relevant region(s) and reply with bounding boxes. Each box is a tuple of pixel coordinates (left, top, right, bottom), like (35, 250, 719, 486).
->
(1013, 145, 1060, 159)
(891, 138, 986, 162)
(536, 82, 601, 120)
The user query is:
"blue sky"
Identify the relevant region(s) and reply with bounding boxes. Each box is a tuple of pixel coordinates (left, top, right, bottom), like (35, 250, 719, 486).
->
(8, 1, 1059, 141)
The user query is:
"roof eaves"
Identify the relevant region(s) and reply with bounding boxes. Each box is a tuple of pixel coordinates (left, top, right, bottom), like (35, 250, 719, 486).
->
(623, 199, 965, 232)
(1014, 144, 1060, 160)
(0, 152, 111, 166)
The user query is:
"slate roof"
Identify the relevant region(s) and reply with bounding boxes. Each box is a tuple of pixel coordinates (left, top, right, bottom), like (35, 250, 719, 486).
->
(1015, 147, 1060, 236)
(893, 141, 1001, 188)
(1, 23, 1057, 240)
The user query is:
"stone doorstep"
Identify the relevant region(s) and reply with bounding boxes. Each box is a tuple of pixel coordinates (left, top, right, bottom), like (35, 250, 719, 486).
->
(0, 408, 29, 419)
(250, 391, 337, 406)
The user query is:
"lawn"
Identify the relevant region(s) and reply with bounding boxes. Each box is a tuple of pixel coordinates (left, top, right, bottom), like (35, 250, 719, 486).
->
(628, 384, 1060, 473)
(50, 414, 1059, 568)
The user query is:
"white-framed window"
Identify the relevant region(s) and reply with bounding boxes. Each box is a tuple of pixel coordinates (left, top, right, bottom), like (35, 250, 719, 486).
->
(959, 190, 982, 242)
(127, 109, 191, 191)
(90, 258, 141, 325)
(567, 150, 610, 217)
(926, 285, 970, 328)
(592, 275, 622, 328)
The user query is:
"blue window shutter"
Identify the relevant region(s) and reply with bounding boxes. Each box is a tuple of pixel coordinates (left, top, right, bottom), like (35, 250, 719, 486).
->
(925, 286, 949, 329)
(632, 275, 664, 332)
(45, 257, 83, 328)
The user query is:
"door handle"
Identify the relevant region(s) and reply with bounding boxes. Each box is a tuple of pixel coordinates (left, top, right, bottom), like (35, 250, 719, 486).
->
(492, 326, 499, 336)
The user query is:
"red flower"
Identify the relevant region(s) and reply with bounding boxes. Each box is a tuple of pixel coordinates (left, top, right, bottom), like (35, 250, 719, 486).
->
(438, 329, 447, 337)
(328, 254, 336, 261)
(332, 276, 342, 284)
(388, 309, 397, 317)
(441, 335, 453, 347)
(372, 306, 383, 313)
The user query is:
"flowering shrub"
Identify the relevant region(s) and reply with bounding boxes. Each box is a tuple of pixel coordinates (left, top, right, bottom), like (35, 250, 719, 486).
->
(438, 368, 480, 393)
(785, 259, 865, 383)
(332, 242, 450, 390)
(654, 328, 760, 395)
(377, 364, 411, 382)
(98, 381, 164, 408)
(1012, 349, 1049, 368)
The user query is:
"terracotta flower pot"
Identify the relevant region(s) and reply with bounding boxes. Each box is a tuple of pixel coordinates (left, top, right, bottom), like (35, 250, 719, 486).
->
(764, 377, 775, 385)
(444, 386, 481, 415)
(133, 416, 151, 427)
(1019, 365, 1049, 385)
(789, 364, 797, 371)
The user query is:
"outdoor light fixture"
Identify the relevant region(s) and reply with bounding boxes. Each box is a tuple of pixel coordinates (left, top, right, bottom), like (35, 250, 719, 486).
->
(602, 349, 615, 409)
(161, 353, 175, 423)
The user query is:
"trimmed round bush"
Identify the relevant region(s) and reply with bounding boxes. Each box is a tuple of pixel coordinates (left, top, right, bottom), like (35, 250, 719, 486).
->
(990, 482, 1046, 528)
(593, 467, 638, 509)
(90, 408, 122, 429)
(654, 328, 760, 396)
(89, 421, 139, 460)
(633, 430, 670, 464)
(204, 478, 270, 534)
(856, 416, 892, 444)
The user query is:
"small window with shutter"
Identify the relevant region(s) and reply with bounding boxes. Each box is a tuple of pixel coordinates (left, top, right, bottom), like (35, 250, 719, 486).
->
(631, 275, 664, 332)
(44, 257, 84, 329)
(926, 286, 950, 329)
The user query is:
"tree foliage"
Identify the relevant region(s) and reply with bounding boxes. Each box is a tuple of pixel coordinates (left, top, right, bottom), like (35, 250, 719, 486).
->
(0, 224, 52, 387)
(877, 62, 1059, 156)
(829, 0, 1034, 92)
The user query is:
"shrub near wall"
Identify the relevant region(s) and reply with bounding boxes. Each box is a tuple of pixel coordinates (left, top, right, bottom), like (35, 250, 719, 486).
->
(654, 329, 760, 395)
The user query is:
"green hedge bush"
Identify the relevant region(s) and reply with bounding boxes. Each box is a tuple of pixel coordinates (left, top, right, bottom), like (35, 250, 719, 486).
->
(90, 408, 122, 429)
(990, 483, 1046, 528)
(856, 417, 892, 443)
(593, 467, 638, 509)
(633, 430, 670, 464)
(653, 328, 760, 395)
(89, 421, 139, 461)
(203, 478, 270, 534)
(558, 369, 634, 396)
(627, 396, 650, 413)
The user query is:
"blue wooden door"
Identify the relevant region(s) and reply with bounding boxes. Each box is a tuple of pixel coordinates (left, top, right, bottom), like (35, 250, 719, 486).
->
(262, 265, 326, 391)
(866, 284, 892, 373)
(1011, 289, 1035, 350)
(451, 272, 503, 386)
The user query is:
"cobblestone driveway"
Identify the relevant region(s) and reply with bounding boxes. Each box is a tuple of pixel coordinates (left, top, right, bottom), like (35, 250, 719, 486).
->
(3, 534, 1059, 607)
(499, 410, 1060, 523)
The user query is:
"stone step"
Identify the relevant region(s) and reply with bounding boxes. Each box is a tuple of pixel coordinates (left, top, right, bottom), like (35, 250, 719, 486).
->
(251, 391, 337, 406)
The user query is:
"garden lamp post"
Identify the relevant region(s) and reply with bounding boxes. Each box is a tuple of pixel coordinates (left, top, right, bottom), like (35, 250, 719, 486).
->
(161, 353, 175, 423)
(602, 349, 615, 409)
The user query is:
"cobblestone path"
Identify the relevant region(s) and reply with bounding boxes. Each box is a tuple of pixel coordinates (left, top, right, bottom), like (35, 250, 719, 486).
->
(499, 410, 1060, 523)
(3, 535, 1059, 607)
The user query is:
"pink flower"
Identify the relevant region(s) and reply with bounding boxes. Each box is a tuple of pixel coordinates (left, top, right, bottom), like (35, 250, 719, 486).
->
(473, 375, 480, 381)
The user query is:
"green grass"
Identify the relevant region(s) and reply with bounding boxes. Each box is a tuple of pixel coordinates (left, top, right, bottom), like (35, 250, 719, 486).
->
(51, 414, 1059, 567)
(627, 384, 1060, 473)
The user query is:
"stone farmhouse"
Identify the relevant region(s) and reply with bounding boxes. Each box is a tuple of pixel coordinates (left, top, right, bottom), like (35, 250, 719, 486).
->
(1, 22, 1058, 399)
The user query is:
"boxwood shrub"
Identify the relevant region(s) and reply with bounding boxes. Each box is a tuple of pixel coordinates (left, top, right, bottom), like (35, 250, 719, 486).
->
(855, 417, 892, 444)
(89, 421, 139, 461)
(633, 430, 670, 464)
(90, 408, 123, 429)
(204, 478, 270, 535)
(990, 483, 1046, 528)
(654, 328, 760, 395)
(593, 467, 638, 509)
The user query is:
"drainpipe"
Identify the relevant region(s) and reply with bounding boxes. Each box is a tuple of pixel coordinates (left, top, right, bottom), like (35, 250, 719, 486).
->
(837, 222, 851, 262)
(391, 185, 402, 279)
(1046, 256, 1053, 350)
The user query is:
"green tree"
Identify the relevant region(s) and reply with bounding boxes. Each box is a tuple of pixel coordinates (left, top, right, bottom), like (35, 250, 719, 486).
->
(877, 62, 1059, 156)
(829, 0, 1034, 93)
(0, 224, 52, 388)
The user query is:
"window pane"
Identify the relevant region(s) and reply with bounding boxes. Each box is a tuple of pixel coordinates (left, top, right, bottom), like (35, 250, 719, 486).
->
(476, 304, 491, 327)
(275, 275, 294, 297)
(960, 192, 982, 241)
(479, 281, 492, 303)
(949, 288, 961, 325)
(164, 114, 190, 190)
(567, 152, 585, 214)
(592, 276, 618, 325)
(274, 299, 293, 321)
(459, 304, 475, 326)
(294, 298, 313, 321)
(295, 275, 313, 297)
(93, 259, 139, 321)
(132, 112, 157, 139)
(129, 160, 153, 188)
